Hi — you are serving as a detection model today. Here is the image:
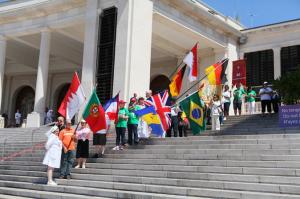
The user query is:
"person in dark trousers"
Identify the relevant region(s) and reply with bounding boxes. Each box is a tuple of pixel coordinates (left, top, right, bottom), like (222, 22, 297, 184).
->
(127, 98, 140, 145)
(113, 100, 129, 151)
(259, 82, 273, 116)
(178, 111, 188, 137)
(272, 90, 281, 113)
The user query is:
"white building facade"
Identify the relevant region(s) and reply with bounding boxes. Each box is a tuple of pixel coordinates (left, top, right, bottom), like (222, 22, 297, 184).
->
(0, 0, 298, 127)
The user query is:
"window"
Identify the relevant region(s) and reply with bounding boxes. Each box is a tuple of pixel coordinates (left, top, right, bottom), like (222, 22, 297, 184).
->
(281, 45, 300, 75)
(96, 7, 118, 103)
(244, 49, 274, 86)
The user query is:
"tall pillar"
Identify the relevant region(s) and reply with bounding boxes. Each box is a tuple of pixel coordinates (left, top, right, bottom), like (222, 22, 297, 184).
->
(81, 0, 99, 98)
(27, 29, 51, 127)
(114, 0, 153, 100)
(0, 36, 6, 128)
(0, 36, 6, 113)
(273, 47, 281, 79)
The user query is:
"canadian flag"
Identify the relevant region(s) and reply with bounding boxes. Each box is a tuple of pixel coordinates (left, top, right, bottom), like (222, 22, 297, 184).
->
(103, 93, 119, 120)
(183, 43, 198, 82)
(58, 72, 86, 120)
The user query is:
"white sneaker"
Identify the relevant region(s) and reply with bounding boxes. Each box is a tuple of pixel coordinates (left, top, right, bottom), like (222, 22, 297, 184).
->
(112, 146, 119, 151)
(223, 117, 227, 121)
(82, 164, 86, 169)
(75, 165, 80, 169)
(47, 181, 57, 186)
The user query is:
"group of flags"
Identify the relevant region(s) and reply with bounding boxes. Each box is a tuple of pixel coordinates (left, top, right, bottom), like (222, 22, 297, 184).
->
(57, 42, 230, 136)
(57, 72, 119, 134)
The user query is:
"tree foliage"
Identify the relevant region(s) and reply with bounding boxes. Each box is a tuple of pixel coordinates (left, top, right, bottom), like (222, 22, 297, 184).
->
(273, 67, 300, 105)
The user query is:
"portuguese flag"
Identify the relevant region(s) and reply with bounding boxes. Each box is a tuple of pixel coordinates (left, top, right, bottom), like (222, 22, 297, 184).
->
(82, 90, 106, 134)
(179, 91, 206, 135)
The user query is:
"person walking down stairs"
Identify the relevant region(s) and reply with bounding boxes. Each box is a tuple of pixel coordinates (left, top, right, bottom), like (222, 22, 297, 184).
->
(75, 119, 91, 169)
(43, 126, 62, 186)
(59, 120, 76, 179)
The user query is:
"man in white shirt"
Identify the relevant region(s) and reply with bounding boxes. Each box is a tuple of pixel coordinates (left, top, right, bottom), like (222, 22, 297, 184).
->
(259, 82, 273, 116)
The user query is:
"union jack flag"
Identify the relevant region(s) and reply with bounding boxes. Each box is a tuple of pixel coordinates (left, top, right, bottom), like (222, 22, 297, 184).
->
(144, 90, 171, 131)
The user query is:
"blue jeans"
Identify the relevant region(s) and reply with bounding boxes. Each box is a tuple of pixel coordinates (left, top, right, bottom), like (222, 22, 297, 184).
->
(60, 150, 75, 177)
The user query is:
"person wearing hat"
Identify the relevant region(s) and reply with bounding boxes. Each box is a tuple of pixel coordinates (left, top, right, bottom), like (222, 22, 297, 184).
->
(59, 119, 75, 179)
(113, 100, 129, 150)
(75, 119, 91, 169)
(127, 97, 141, 145)
(259, 81, 273, 116)
(43, 126, 62, 186)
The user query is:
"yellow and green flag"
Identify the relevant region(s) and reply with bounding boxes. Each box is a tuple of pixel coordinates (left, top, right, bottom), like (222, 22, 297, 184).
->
(179, 91, 206, 135)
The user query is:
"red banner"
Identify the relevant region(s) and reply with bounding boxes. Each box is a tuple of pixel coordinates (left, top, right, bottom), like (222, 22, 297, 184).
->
(232, 59, 246, 86)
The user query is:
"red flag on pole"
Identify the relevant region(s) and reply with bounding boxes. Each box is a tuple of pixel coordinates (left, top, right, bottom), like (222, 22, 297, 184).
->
(232, 59, 246, 86)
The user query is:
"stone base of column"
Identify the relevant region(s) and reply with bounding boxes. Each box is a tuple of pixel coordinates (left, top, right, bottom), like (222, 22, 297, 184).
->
(0, 116, 4, 128)
(26, 112, 43, 127)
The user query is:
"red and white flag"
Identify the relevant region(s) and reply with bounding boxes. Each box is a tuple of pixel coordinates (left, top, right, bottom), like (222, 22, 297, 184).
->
(183, 43, 198, 82)
(58, 72, 86, 120)
(103, 93, 119, 120)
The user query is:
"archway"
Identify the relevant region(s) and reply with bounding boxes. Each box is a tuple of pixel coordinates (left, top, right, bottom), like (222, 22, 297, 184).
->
(14, 86, 35, 124)
(150, 75, 171, 95)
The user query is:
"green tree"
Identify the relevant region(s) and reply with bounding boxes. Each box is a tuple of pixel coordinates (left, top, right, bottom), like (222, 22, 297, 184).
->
(273, 67, 300, 104)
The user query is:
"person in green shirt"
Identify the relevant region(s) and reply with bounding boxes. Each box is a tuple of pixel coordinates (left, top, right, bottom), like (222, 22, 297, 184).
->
(114, 100, 129, 150)
(233, 83, 246, 116)
(246, 86, 256, 114)
(127, 98, 141, 145)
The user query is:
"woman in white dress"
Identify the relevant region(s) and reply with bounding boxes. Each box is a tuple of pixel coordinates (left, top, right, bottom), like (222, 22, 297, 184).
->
(43, 126, 62, 186)
(210, 94, 222, 131)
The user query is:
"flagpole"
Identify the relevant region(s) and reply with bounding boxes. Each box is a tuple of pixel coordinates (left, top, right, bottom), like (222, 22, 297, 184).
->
(175, 58, 229, 105)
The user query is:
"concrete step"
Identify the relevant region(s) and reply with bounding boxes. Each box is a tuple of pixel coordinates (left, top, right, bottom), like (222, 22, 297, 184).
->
(0, 180, 204, 199)
(3, 167, 300, 187)
(2, 164, 300, 177)
(3, 158, 300, 169)
(0, 186, 111, 199)
(0, 192, 32, 199)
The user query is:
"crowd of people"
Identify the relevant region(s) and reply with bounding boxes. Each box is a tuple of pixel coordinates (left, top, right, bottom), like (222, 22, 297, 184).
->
(207, 81, 281, 131)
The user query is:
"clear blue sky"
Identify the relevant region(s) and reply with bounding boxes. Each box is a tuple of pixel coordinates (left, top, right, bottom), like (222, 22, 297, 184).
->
(201, 0, 300, 28)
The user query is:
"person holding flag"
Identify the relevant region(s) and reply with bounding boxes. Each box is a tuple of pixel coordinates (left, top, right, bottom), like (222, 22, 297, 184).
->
(82, 90, 107, 158)
(127, 98, 140, 145)
(113, 100, 129, 151)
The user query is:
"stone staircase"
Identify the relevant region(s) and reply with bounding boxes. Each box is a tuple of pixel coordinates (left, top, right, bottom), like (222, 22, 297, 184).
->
(0, 115, 300, 198)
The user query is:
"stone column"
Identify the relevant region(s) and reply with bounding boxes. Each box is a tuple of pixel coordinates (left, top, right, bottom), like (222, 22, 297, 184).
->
(0, 36, 6, 128)
(27, 29, 51, 127)
(81, 0, 99, 98)
(273, 47, 281, 79)
(114, 0, 153, 100)
(0, 36, 6, 113)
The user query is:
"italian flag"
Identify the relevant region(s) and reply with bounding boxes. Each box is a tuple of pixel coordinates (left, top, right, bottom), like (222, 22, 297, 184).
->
(183, 43, 198, 82)
(82, 90, 106, 134)
(58, 72, 85, 120)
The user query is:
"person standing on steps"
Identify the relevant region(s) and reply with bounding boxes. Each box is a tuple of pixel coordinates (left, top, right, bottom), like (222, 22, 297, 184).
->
(178, 110, 188, 137)
(43, 126, 62, 186)
(127, 98, 140, 145)
(166, 100, 179, 137)
(15, 109, 21, 127)
(113, 100, 129, 151)
(222, 85, 231, 121)
(259, 82, 273, 116)
(59, 119, 76, 179)
(93, 114, 110, 158)
(75, 119, 91, 169)
(246, 86, 257, 115)
(233, 83, 246, 116)
(210, 94, 222, 131)
(272, 90, 281, 114)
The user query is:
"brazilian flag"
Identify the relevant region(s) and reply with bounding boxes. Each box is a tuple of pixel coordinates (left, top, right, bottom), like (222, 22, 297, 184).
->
(179, 91, 206, 135)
